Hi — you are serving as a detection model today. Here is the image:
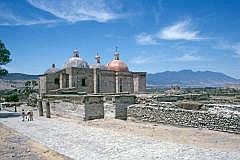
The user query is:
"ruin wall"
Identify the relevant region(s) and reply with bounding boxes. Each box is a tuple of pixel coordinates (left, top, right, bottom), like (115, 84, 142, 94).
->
(128, 104, 240, 134)
(45, 95, 104, 120)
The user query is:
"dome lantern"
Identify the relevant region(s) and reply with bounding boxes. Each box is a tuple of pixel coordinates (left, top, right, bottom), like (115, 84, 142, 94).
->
(90, 52, 107, 70)
(95, 53, 101, 63)
(44, 63, 59, 74)
(63, 49, 89, 69)
(107, 48, 129, 72)
(73, 49, 80, 57)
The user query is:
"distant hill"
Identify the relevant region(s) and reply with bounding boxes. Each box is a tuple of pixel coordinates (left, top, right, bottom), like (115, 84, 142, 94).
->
(0, 73, 39, 81)
(0, 73, 39, 90)
(147, 70, 240, 87)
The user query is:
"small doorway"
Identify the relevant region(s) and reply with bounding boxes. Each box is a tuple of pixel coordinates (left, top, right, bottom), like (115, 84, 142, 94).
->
(81, 78, 86, 86)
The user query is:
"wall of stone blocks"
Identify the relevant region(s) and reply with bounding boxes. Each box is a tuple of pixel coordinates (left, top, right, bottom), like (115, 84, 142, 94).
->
(99, 70, 116, 93)
(39, 76, 47, 95)
(128, 105, 240, 134)
(133, 72, 146, 93)
(83, 96, 104, 120)
(113, 95, 136, 120)
(116, 72, 134, 93)
(39, 73, 61, 96)
(46, 73, 61, 91)
(60, 71, 68, 89)
(44, 95, 104, 121)
(70, 68, 94, 93)
(49, 101, 85, 119)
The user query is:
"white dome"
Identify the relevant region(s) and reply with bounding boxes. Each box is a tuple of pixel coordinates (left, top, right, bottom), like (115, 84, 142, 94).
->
(44, 64, 59, 74)
(63, 49, 89, 69)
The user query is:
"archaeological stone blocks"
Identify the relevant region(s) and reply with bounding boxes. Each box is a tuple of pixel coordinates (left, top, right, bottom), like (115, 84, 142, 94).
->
(38, 100, 44, 116)
(43, 94, 136, 121)
(128, 104, 240, 134)
(45, 101, 51, 118)
(113, 95, 136, 120)
(44, 95, 104, 121)
(83, 95, 104, 120)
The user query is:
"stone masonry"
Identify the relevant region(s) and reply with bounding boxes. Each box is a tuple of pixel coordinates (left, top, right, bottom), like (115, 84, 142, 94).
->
(44, 95, 104, 121)
(113, 95, 136, 120)
(128, 104, 240, 134)
(83, 95, 104, 120)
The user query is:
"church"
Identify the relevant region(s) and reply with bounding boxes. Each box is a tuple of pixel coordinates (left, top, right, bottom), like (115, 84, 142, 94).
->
(39, 49, 146, 96)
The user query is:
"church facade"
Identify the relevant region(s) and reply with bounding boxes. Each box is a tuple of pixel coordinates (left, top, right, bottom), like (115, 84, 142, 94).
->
(39, 49, 146, 96)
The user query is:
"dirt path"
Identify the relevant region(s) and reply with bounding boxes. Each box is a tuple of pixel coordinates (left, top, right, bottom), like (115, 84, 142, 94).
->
(0, 123, 72, 160)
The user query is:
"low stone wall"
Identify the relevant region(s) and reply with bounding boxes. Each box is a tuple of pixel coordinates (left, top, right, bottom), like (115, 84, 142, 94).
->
(83, 95, 104, 120)
(44, 95, 104, 121)
(48, 101, 85, 119)
(128, 105, 240, 134)
(113, 95, 135, 120)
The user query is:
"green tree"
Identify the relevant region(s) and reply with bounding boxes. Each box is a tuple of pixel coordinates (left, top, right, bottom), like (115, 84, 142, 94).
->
(31, 80, 38, 89)
(25, 80, 31, 88)
(5, 94, 19, 102)
(0, 40, 11, 76)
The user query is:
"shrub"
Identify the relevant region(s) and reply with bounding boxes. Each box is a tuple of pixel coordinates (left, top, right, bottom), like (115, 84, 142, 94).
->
(5, 94, 19, 102)
(177, 101, 203, 110)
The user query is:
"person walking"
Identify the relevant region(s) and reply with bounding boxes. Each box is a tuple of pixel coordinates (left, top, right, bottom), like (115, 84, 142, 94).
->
(21, 109, 26, 122)
(27, 110, 31, 121)
(30, 110, 33, 121)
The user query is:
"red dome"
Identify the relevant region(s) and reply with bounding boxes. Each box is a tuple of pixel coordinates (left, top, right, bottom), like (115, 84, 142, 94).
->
(107, 60, 129, 72)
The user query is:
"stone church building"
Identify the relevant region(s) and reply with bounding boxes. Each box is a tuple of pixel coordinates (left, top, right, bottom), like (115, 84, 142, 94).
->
(39, 49, 146, 96)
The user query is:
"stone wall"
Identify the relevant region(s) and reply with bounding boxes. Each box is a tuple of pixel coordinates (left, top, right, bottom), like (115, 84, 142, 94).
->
(99, 70, 116, 93)
(39, 76, 47, 96)
(116, 72, 134, 93)
(70, 68, 94, 93)
(39, 73, 61, 96)
(128, 104, 240, 134)
(45, 95, 104, 120)
(133, 72, 146, 93)
(83, 95, 104, 120)
(48, 101, 85, 119)
(46, 73, 61, 91)
(113, 95, 135, 120)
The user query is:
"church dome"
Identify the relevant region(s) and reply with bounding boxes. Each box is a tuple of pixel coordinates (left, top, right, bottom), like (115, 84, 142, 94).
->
(63, 49, 89, 68)
(107, 52, 129, 72)
(90, 54, 107, 70)
(44, 64, 59, 74)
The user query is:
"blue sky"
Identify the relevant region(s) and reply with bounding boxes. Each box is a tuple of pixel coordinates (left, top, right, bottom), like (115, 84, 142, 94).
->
(1, 0, 240, 78)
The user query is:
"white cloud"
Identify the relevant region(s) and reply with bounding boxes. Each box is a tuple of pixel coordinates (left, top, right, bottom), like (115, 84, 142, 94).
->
(0, 14, 57, 26)
(0, 3, 58, 26)
(231, 43, 240, 56)
(176, 54, 203, 62)
(135, 19, 206, 45)
(130, 55, 155, 64)
(135, 33, 157, 45)
(0, 0, 122, 26)
(27, 0, 121, 23)
(158, 20, 204, 41)
(217, 41, 240, 57)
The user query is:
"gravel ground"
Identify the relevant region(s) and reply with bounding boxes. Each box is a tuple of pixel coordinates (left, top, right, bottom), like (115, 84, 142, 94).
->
(0, 122, 71, 160)
(0, 116, 239, 160)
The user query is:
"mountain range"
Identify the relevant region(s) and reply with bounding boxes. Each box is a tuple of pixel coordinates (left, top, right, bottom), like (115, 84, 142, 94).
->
(0, 73, 39, 81)
(0, 70, 239, 89)
(147, 70, 240, 87)
(0, 73, 39, 90)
